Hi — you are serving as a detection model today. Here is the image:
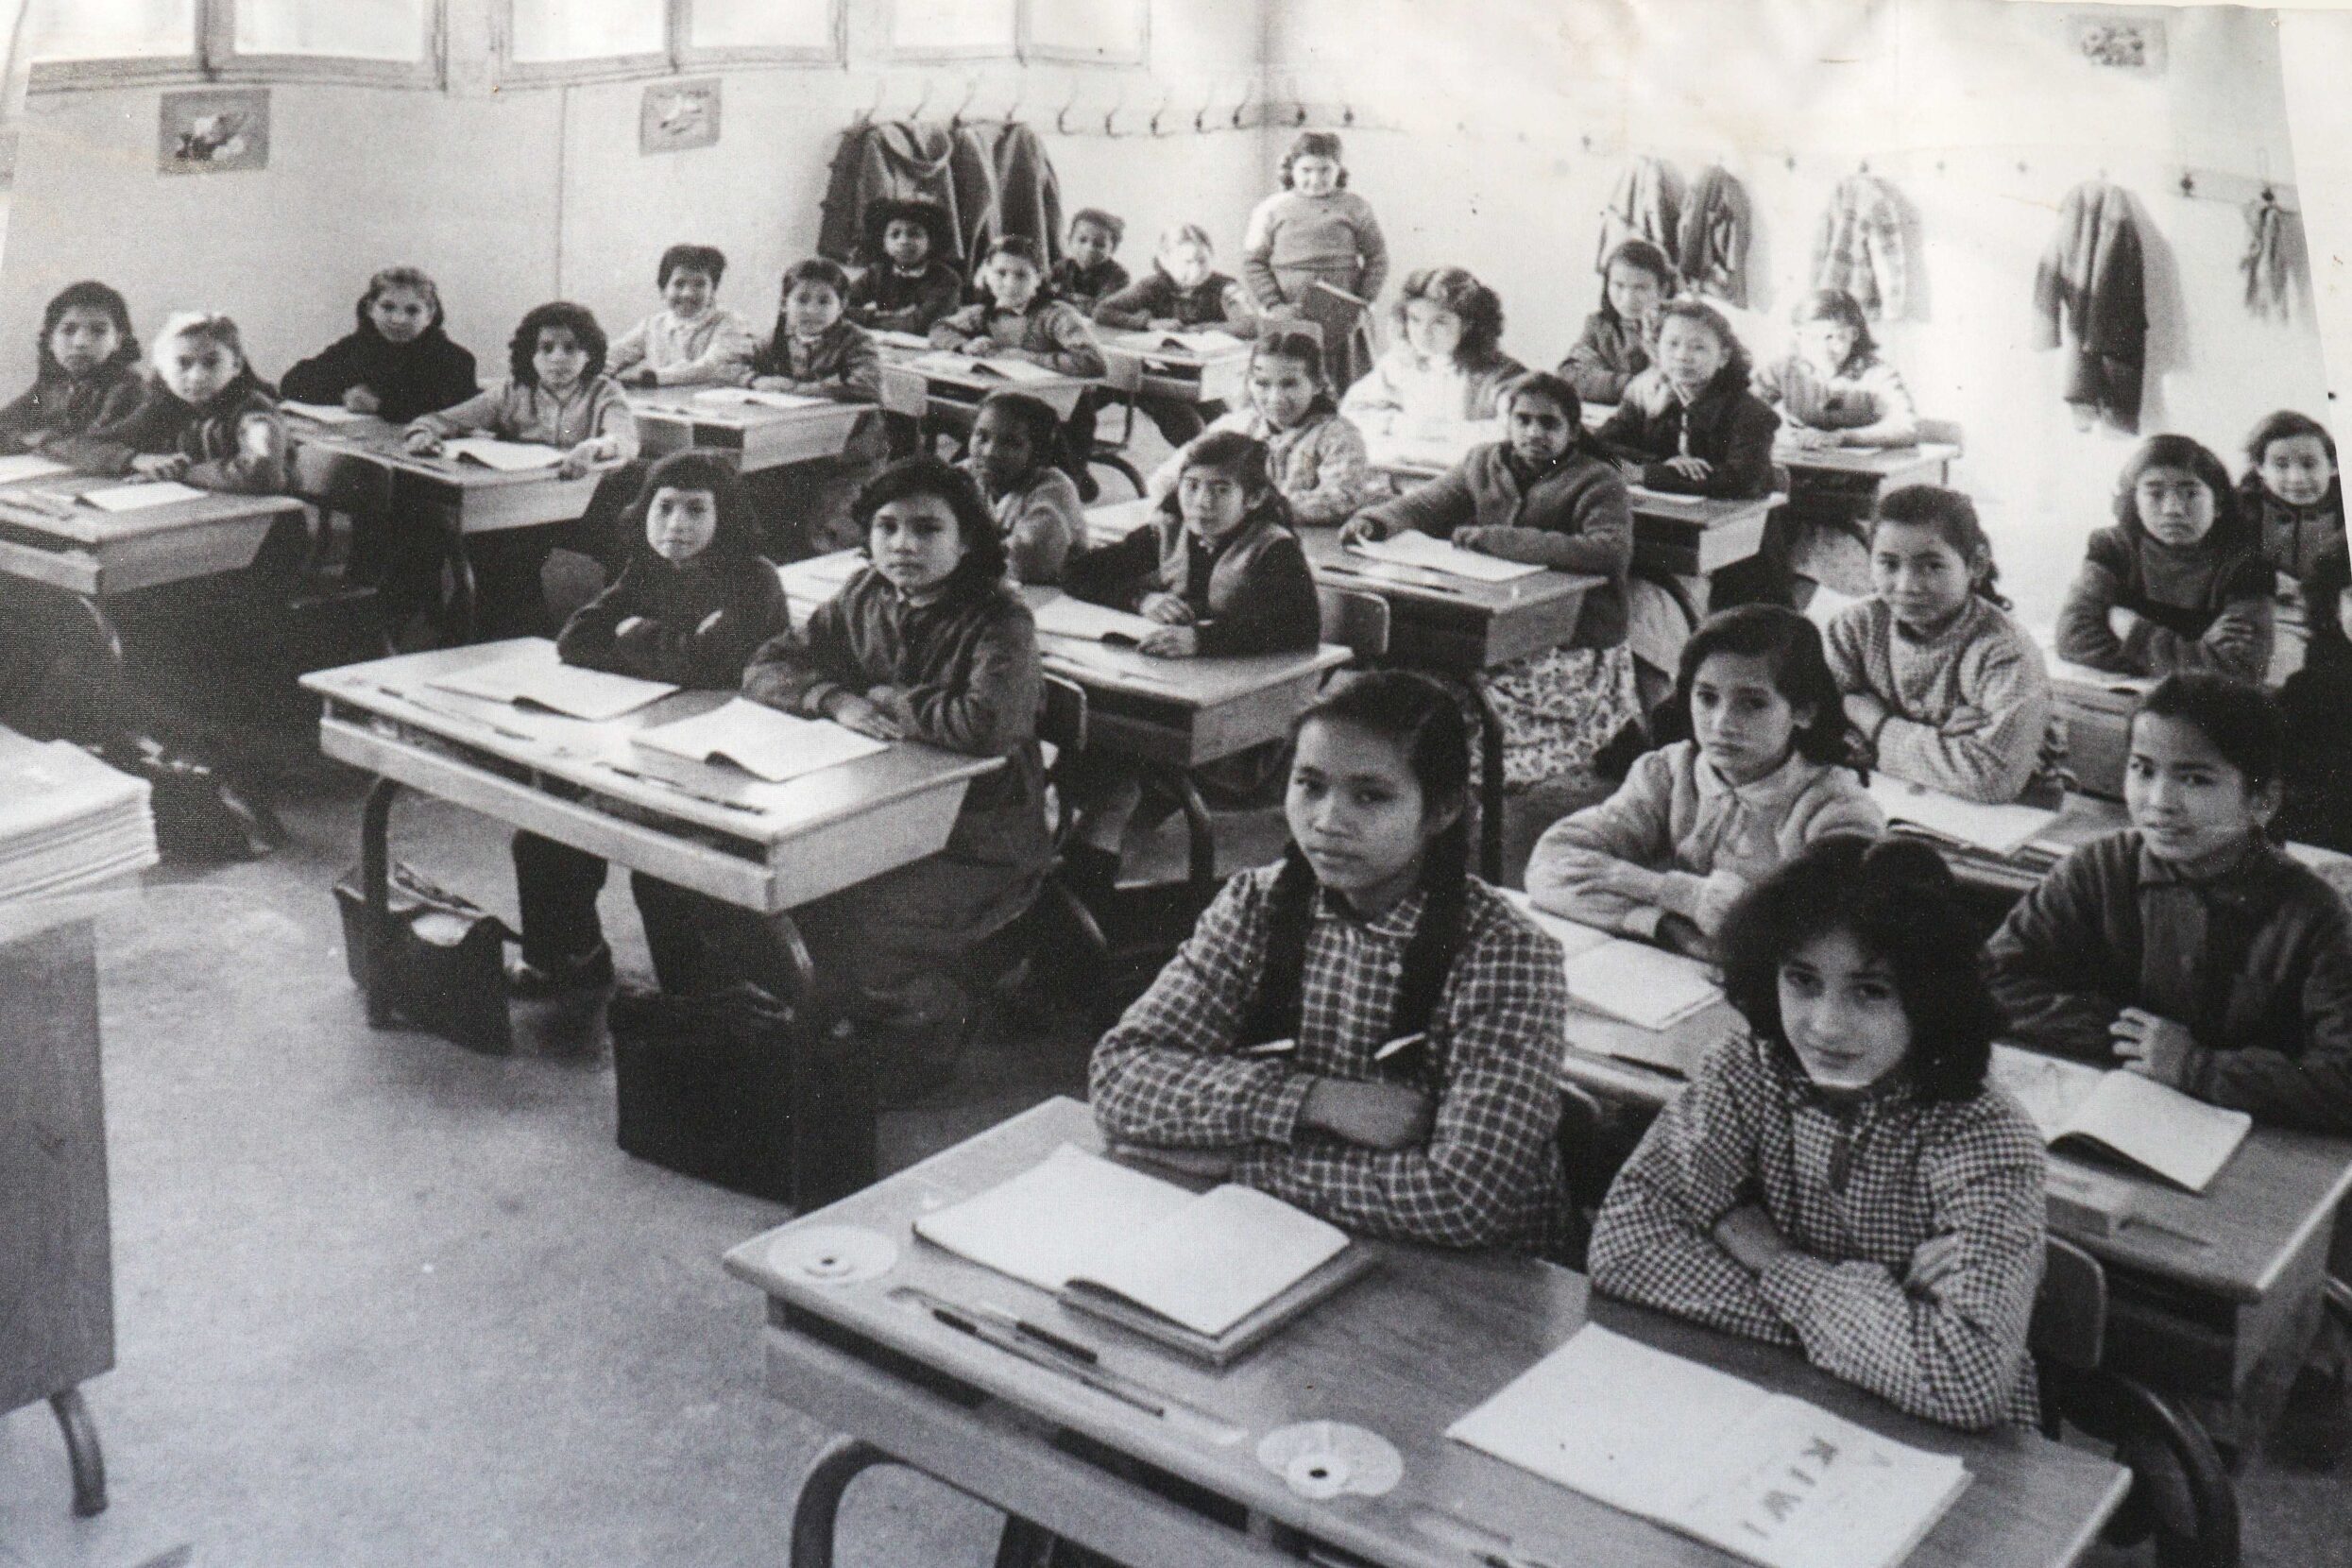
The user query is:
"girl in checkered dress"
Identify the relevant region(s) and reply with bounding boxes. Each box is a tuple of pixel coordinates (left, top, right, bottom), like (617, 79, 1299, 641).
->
(1589, 835, 2049, 1429)
(1090, 672, 1572, 1252)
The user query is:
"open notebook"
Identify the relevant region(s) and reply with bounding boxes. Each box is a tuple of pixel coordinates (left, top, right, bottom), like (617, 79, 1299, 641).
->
(442, 436, 564, 471)
(912, 1145, 1375, 1365)
(1506, 892, 1723, 1032)
(1989, 1045, 2249, 1192)
(1868, 775, 2057, 857)
(630, 699, 884, 784)
(1346, 531, 1546, 584)
(1448, 1325, 1970, 1568)
(1031, 595, 1159, 645)
(280, 400, 373, 426)
(692, 386, 827, 412)
(1120, 329, 1244, 354)
(429, 644, 676, 721)
(909, 351, 1061, 385)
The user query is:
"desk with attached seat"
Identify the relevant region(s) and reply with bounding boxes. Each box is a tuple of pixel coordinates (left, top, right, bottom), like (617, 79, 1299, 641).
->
(625, 392, 870, 473)
(726, 1097, 2126, 1568)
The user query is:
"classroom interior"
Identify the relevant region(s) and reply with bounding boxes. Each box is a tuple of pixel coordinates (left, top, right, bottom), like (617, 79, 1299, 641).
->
(5, 1, 2352, 1565)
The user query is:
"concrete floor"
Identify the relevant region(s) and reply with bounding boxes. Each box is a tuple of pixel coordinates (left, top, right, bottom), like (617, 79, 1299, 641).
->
(2, 741, 2348, 1566)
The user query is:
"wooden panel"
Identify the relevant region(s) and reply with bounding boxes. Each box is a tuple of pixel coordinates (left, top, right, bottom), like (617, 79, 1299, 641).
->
(0, 920, 112, 1413)
(0, 534, 99, 595)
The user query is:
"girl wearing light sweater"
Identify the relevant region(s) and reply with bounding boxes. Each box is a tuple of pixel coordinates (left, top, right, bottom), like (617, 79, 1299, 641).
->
(1241, 131, 1389, 390)
(1824, 486, 2054, 804)
(1527, 605, 1882, 958)
(1149, 328, 1368, 527)
(1340, 265, 1525, 428)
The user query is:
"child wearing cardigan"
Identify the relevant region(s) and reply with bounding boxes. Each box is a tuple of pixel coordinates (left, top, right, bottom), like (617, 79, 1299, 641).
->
(1340, 265, 1525, 428)
(1825, 486, 2054, 804)
(280, 265, 478, 424)
(1986, 674, 2352, 1135)
(845, 199, 964, 334)
(1590, 835, 2048, 1431)
(1559, 238, 1674, 407)
(106, 312, 286, 494)
(2054, 435, 2272, 684)
(1091, 223, 1258, 448)
(1148, 328, 1368, 528)
(0, 281, 148, 467)
(1527, 605, 1882, 958)
(1343, 372, 1636, 789)
(1595, 298, 1780, 499)
(742, 459, 1050, 1098)
(1049, 208, 1131, 314)
(1091, 671, 1570, 1252)
(1755, 289, 1919, 450)
(962, 390, 1082, 583)
(741, 258, 889, 560)
(607, 243, 758, 389)
(928, 236, 1106, 378)
(505, 452, 790, 997)
(2235, 409, 2343, 588)
(1241, 131, 1389, 390)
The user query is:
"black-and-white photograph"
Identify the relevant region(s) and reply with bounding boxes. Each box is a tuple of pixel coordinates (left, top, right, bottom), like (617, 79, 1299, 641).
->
(3, 2, 2350, 1564)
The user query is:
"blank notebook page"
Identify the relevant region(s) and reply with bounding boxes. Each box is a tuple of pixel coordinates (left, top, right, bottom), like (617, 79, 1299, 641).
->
(1074, 1185, 1350, 1338)
(912, 1145, 1195, 1294)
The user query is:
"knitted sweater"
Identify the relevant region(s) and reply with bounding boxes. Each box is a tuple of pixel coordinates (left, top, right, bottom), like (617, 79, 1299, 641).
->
(1356, 443, 1631, 646)
(1557, 311, 1649, 406)
(1048, 256, 1130, 313)
(844, 260, 964, 335)
(1149, 406, 1369, 528)
(280, 321, 478, 425)
(1239, 190, 1389, 307)
(963, 459, 1082, 584)
(1525, 740, 1883, 939)
(1755, 352, 1918, 447)
(2235, 472, 2345, 582)
(1824, 595, 2053, 804)
(1341, 344, 1526, 426)
(1986, 830, 2352, 1134)
(608, 307, 759, 387)
(556, 550, 789, 690)
(2054, 522, 2272, 682)
(408, 376, 639, 464)
(97, 370, 286, 493)
(929, 298, 1106, 377)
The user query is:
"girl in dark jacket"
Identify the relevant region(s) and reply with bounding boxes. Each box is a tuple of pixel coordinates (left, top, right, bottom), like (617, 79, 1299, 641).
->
(0, 280, 147, 467)
(281, 266, 479, 424)
(1595, 298, 1779, 501)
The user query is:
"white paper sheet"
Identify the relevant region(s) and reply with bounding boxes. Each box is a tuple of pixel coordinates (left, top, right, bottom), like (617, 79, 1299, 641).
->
(1347, 532, 1546, 583)
(692, 386, 827, 412)
(908, 351, 1060, 385)
(79, 481, 207, 512)
(629, 698, 884, 784)
(912, 1145, 1196, 1293)
(1562, 937, 1720, 1031)
(443, 436, 564, 471)
(1031, 595, 1161, 643)
(1868, 775, 2057, 855)
(428, 644, 676, 720)
(0, 453, 74, 485)
(280, 401, 373, 426)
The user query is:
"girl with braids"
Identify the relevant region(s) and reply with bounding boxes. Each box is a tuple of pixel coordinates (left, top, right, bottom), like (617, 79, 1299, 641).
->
(1089, 671, 1572, 1252)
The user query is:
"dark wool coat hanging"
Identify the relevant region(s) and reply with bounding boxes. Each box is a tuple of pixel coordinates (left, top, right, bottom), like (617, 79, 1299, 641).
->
(2032, 180, 2146, 435)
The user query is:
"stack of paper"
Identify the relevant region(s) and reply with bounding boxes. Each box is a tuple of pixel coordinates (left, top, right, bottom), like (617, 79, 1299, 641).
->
(81, 481, 208, 513)
(1449, 1326, 1971, 1568)
(1868, 775, 2057, 856)
(1347, 532, 1546, 583)
(630, 699, 885, 784)
(0, 729, 158, 904)
(428, 645, 676, 720)
(872, 329, 932, 351)
(442, 437, 564, 472)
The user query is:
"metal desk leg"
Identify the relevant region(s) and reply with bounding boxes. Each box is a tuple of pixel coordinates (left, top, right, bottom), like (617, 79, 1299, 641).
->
(49, 1387, 105, 1517)
(789, 1437, 897, 1568)
(360, 778, 401, 1027)
(1468, 679, 1507, 883)
(1172, 773, 1219, 914)
(445, 525, 479, 646)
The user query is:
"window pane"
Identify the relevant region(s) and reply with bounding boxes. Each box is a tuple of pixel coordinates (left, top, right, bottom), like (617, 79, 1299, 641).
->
(235, 0, 430, 60)
(1028, 0, 1146, 60)
(892, 0, 1014, 55)
(26, 0, 196, 61)
(510, 0, 663, 61)
(691, 0, 832, 51)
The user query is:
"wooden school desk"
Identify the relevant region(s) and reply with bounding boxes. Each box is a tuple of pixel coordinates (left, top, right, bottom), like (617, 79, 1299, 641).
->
(0, 467, 304, 652)
(302, 642, 1000, 1202)
(1355, 416, 1778, 588)
(878, 356, 1098, 439)
(778, 550, 1349, 906)
(625, 391, 869, 473)
(724, 1097, 2126, 1568)
(284, 414, 606, 640)
(1086, 498, 1597, 883)
(1772, 438, 1961, 497)
(1098, 330, 1253, 411)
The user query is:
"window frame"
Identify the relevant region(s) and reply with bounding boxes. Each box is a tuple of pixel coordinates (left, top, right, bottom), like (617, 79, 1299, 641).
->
(1019, 0, 1150, 68)
(496, 0, 845, 86)
(26, 0, 445, 92)
(885, 0, 1022, 64)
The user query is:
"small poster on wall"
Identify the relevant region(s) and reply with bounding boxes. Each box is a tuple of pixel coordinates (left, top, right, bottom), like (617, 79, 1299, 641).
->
(642, 79, 722, 155)
(160, 88, 269, 176)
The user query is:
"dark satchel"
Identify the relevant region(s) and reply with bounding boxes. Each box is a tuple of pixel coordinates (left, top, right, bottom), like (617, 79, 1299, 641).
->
(606, 981, 876, 1209)
(332, 862, 514, 1055)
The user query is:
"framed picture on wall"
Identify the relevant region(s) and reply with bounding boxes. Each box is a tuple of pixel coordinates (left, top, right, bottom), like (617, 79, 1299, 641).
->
(891, 0, 1017, 60)
(1026, 0, 1149, 65)
(642, 78, 722, 154)
(159, 88, 269, 176)
(2070, 14, 2166, 77)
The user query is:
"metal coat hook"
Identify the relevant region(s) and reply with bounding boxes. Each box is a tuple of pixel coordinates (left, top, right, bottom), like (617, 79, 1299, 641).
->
(910, 76, 937, 123)
(1056, 82, 1082, 135)
(1101, 82, 1127, 137)
(2179, 170, 2197, 196)
(1195, 81, 1219, 135)
(853, 77, 885, 128)
(1148, 86, 1174, 137)
(1230, 77, 1254, 130)
(1340, 98, 1356, 128)
(948, 76, 980, 129)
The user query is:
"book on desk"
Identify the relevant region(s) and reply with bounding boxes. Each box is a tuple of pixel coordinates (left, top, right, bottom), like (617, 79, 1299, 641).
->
(1449, 1323, 1971, 1568)
(428, 644, 677, 721)
(1990, 1044, 2250, 1192)
(912, 1144, 1377, 1366)
(631, 698, 885, 784)
(1505, 891, 1723, 1035)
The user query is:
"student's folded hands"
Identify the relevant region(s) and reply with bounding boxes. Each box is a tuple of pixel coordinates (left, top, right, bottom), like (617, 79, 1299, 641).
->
(128, 452, 190, 482)
(827, 689, 907, 741)
(343, 385, 381, 415)
(1139, 592, 1197, 625)
(1711, 1202, 1793, 1273)
(1905, 1232, 1966, 1294)
(1338, 513, 1389, 546)
(2110, 1007, 2196, 1086)
(1662, 454, 1713, 482)
(1300, 1077, 1435, 1150)
(1138, 624, 1200, 658)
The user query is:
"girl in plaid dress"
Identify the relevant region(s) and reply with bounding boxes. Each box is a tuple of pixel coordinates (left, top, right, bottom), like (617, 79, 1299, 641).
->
(1590, 835, 2049, 1429)
(1090, 672, 1571, 1252)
